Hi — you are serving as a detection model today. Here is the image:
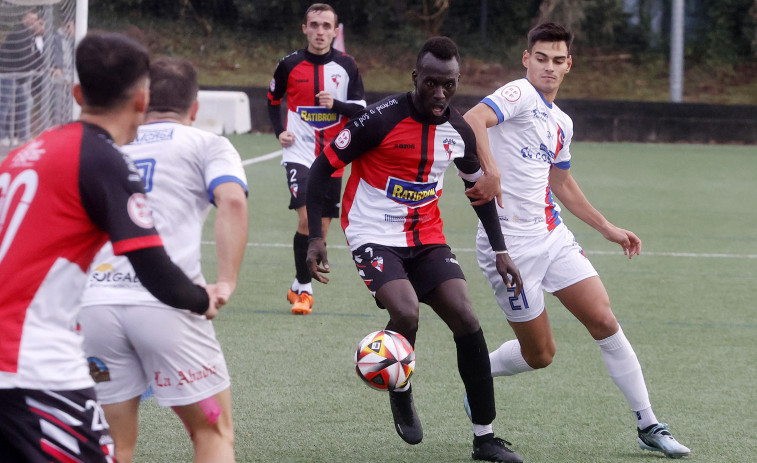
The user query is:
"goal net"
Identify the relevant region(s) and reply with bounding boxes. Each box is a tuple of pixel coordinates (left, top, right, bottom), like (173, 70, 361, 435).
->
(0, 0, 81, 156)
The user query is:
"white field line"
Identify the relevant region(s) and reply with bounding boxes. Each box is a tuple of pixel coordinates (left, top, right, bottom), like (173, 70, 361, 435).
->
(242, 150, 282, 166)
(199, 241, 756, 259)
(234, 150, 756, 260)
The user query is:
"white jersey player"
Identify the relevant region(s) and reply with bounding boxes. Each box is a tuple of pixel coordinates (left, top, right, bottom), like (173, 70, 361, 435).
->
(463, 22, 690, 459)
(79, 57, 248, 463)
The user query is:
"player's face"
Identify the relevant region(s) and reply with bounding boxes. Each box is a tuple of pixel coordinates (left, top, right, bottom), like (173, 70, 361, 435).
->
(523, 40, 572, 101)
(302, 10, 337, 55)
(412, 53, 460, 118)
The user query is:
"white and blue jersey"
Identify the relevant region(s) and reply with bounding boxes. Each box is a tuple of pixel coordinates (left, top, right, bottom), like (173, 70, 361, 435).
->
(482, 78, 573, 236)
(81, 121, 248, 308)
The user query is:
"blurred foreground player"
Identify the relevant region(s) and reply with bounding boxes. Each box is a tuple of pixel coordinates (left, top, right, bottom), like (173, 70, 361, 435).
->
(79, 57, 248, 463)
(0, 32, 218, 463)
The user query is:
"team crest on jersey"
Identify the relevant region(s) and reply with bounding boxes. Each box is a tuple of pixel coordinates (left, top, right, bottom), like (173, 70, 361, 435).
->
(442, 138, 456, 159)
(500, 85, 521, 102)
(290, 183, 299, 198)
(335, 128, 351, 149)
(371, 256, 384, 272)
(297, 106, 342, 129)
(331, 74, 341, 88)
(127, 193, 154, 229)
(269, 78, 276, 92)
(386, 177, 439, 208)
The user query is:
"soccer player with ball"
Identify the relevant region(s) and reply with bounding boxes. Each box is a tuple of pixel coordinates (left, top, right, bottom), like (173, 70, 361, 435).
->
(306, 37, 525, 462)
(464, 22, 690, 459)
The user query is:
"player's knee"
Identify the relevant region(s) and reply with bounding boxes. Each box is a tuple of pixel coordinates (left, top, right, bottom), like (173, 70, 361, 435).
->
(523, 343, 556, 369)
(390, 310, 419, 334)
(587, 311, 619, 339)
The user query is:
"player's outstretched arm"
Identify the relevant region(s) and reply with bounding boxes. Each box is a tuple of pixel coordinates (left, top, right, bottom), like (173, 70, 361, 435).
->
(463, 103, 503, 207)
(305, 154, 338, 283)
(213, 182, 249, 306)
(550, 167, 641, 258)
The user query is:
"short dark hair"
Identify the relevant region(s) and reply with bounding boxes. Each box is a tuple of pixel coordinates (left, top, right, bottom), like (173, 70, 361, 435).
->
(304, 3, 337, 26)
(527, 22, 574, 53)
(147, 57, 198, 114)
(416, 36, 460, 70)
(75, 32, 150, 108)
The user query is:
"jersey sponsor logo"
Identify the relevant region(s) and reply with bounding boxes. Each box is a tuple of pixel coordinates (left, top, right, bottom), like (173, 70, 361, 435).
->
(442, 137, 456, 159)
(520, 144, 555, 163)
(532, 108, 548, 121)
(297, 106, 341, 129)
(334, 128, 351, 149)
(88, 263, 141, 287)
(386, 177, 439, 208)
(500, 85, 521, 102)
(127, 193, 155, 229)
(132, 128, 174, 145)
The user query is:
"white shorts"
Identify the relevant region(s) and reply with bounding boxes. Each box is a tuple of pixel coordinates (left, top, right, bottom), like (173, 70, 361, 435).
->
(79, 305, 230, 407)
(476, 223, 598, 323)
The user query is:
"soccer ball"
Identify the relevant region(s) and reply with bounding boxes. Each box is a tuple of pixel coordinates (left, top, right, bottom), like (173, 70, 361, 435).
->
(354, 330, 415, 391)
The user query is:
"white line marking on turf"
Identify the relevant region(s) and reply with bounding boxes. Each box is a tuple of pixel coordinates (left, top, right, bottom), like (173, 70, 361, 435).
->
(200, 241, 757, 259)
(242, 150, 282, 166)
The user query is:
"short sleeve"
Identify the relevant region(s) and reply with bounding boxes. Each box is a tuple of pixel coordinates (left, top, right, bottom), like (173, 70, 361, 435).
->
(203, 135, 248, 203)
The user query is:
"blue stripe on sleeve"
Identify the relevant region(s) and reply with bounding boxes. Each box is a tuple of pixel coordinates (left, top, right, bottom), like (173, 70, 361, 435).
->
(207, 176, 248, 205)
(482, 97, 505, 124)
(554, 160, 571, 170)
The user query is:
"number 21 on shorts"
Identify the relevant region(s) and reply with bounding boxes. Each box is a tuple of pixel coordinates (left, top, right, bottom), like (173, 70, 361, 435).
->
(507, 286, 529, 311)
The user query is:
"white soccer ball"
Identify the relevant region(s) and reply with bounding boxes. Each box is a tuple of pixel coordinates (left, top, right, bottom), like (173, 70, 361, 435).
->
(354, 330, 415, 391)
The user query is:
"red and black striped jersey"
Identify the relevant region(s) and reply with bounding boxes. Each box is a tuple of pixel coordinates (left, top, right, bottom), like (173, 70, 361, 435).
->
(0, 122, 162, 390)
(322, 92, 484, 250)
(268, 48, 365, 170)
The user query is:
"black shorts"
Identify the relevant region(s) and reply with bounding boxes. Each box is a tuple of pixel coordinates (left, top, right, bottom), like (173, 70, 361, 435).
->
(351, 243, 465, 303)
(0, 387, 115, 463)
(283, 162, 341, 218)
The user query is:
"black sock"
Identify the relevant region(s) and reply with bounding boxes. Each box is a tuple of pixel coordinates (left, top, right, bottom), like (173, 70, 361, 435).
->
(293, 232, 311, 285)
(473, 433, 495, 445)
(455, 328, 496, 425)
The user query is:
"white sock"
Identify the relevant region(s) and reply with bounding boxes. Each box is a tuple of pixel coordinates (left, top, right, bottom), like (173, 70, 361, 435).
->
(299, 282, 313, 295)
(596, 326, 655, 426)
(635, 407, 658, 430)
(473, 423, 493, 437)
(489, 340, 534, 377)
(292, 279, 313, 295)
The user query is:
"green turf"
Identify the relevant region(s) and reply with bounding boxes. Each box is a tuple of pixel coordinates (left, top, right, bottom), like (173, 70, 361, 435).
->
(135, 135, 756, 462)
